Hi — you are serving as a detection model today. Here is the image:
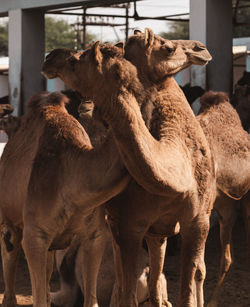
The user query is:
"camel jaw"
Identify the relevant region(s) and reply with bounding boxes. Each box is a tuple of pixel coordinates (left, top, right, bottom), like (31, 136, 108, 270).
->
(41, 70, 58, 79)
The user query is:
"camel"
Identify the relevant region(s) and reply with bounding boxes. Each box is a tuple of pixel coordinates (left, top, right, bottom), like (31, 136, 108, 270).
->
(50, 101, 167, 307)
(51, 222, 168, 307)
(42, 31, 215, 307)
(0, 104, 13, 118)
(125, 30, 250, 306)
(195, 91, 250, 307)
(0, 90, 131, 307)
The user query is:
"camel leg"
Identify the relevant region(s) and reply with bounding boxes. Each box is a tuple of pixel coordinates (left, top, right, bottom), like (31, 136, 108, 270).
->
(109, 219, 144, 307)
(145, 234, 172, 307)
(194, 248, 206, 307)
(1, 225, 22, 307)
(179, 213, 209, 307)
(208, 198, 237, 307)
(46, 250, 55, 306)
(241, 191, 250, 266)
(77, 231, 107, 307)
(22, 226, 50, 307)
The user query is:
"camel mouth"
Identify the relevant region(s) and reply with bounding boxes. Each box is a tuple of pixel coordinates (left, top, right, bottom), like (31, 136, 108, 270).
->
(188, 51, 212, 66)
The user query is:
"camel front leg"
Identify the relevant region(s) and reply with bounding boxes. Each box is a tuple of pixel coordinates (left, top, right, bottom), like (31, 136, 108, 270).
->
(145, 234, 172, 307)
(22, 226, 50, 307)
(109, 218, 144, 307)
(77, 231, 107, 307)
(208, 200, 236, 307)
(46, 250, 55, 306)
(194, 249, 206, 307)
(179, 213, 209, 307)
(0, 225, 22, 307)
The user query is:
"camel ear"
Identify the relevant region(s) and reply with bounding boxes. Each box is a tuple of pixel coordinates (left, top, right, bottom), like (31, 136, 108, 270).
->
(115, 42, 125, 54)
(144, 28, 154, 48)
(134, 29, 142, 35)
(92, 41, 103, 65)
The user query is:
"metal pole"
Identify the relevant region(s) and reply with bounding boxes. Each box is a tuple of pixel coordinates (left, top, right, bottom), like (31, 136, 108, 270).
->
(125, 3, 129, 42)
(82, 8, 86, 49)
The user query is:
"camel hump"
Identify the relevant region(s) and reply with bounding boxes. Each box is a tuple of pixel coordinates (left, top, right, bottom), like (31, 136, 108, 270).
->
(200, 91, 229, 107)
(27, 91, 69, 110)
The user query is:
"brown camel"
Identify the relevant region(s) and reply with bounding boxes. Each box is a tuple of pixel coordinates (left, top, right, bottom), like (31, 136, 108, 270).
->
(195, 91, 250, 307)
(49, 101, 166, 307)
(0, 92, 118, 307)
(125, 30, 250, 306)
(42, 32, 215, 307)
(0, 91, 130, 307)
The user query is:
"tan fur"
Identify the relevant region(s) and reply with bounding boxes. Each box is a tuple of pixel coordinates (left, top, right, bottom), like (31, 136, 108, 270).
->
(196, 91, 250, 307)
(42, 30, 215, 307)
(0, 91, 129, 307)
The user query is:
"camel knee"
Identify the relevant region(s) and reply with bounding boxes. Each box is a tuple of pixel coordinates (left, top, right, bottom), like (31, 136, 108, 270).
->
(195, 266, 206, 283)
(221, 254, 232, 273)
(0, 224, 21, 253)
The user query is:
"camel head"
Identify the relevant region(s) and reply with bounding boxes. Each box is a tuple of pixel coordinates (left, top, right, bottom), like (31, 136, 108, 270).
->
(0, 104, 14, 118)
(42, 48, 82, 91)
(124, 28, 212, 83)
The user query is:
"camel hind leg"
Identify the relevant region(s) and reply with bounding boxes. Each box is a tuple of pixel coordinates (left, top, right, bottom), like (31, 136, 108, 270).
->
(0, 224, 22, 307)
(208, 196, 237, 307)
(22, 225, 52, 307)
(179, 211, 210, 307)
(145, 234, 172, 307)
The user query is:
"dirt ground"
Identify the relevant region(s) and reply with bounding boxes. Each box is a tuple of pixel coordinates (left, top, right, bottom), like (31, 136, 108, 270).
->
(0, 216, 249, 307)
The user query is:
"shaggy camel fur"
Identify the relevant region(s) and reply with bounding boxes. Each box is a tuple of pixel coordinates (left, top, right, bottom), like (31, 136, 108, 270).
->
(42, 31, 215, 307)
(51, 224, 167, 307)
(0, 91, 130, 307)
(196, 91, 250, 307)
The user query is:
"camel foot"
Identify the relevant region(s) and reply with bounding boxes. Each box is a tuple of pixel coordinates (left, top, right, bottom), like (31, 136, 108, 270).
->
(162, 300, 172, 307)
(2, 295, 17, 307)
(139, 299, 172, 307)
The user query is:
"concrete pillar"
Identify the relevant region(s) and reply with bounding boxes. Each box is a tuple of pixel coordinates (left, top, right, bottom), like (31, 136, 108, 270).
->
(190, 0, 233, 93)
(189, 0, 207, 89)
(9, 9, 45, 115)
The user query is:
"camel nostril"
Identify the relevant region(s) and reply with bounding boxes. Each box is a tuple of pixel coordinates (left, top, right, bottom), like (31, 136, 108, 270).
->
(194, 44, 206, 51)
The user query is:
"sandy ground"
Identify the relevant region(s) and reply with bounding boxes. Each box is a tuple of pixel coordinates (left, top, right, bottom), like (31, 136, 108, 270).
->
(0, 216, 249, 307)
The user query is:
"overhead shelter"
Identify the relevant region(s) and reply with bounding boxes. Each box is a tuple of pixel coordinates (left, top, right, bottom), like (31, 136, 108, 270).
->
(0, 0, 234, 115)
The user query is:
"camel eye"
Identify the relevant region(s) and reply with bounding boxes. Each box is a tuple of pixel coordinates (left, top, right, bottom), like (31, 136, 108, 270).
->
(165, 46, 175, 55)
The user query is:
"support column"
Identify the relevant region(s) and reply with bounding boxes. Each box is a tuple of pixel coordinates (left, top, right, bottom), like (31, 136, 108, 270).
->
(9, 9, 45, 115)
(190, 0, 232, 93)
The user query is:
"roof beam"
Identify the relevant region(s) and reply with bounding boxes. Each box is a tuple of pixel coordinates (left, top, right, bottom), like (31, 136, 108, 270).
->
(0, 0, 136, 16)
